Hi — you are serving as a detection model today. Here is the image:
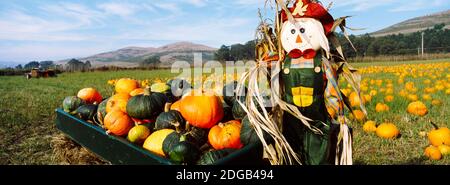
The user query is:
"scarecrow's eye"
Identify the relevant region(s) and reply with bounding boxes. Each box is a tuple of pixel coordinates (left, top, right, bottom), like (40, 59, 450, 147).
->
(300, 28, 305, 33)
(291, 29, 296, 34)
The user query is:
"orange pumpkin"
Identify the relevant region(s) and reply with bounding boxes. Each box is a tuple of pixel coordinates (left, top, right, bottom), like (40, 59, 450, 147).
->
(208, 120, 243, 150)
(351, 110, 366, 123)
(106, 93, 131, 113)
(425, 145, 442, 160)
(376, 123, 400, 139)
(115, 78, 140, 94)
(129, 88, 145, 96)
(363, 121, 377, 133)
(375, 103, 390, 113)
(179, 91, 224, 129)
(104, 110, 134, 136)
(349, 92, 365, 107)
(170, 100, 182, 112)
(428, 127, 450, 147)
(407, 101, 428, 116)
(384, 95, 394, 102)
(77, 88, 102, 104)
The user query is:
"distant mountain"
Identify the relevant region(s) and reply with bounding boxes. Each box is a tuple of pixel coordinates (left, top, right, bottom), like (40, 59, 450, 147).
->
(58, 42, 217, 68)
(0, 61, 22, 69)
(371, 10, 450, 37)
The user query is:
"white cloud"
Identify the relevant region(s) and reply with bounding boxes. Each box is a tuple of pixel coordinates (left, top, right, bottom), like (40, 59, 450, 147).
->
(98, 2, 139, 17)
(154, 3, 181, 14)
(183, 0, 207, 7)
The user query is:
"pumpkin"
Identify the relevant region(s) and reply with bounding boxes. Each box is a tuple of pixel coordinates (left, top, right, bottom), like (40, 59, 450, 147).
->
(179, 92, 224, 129)
(431, 99, 442, 106)
(129, 88, 145, 96)
(407, 94, 419, 102)
(106, 93, 130, 113)
(240, 116, 271, 146)
(169, 139, 201, 164)
(115, 78, 140, 94)
(422, 94, 432, 101)
(376, 123, 400, 139)
(155, 103, 186, 131)
(407, 101, 428, 116)
(349, 92, 365, 107)
(62, 96, 85, 114)
(438, 145, 450, 156)
(197, 149, 236, 165)
(74, 104, 98, 122)
(151, 83, 170, 93)
(428, 127, 450, 147)
(375, 103, 389, 113)
(104, 110, 134, 136)
(208, 120, 243, 150)
(96, 98, 109, 123)
(351, 110, 366, 123)
(425, 145, 442, 160)
(77, 88, 103, 104)
(162, 125, 208, 156)
(162, 133, 201, 164)
(127, 125, 151, 144)
(222, 81, 247, 106)
(170, 100, 182, 112)
(126, 88, 168, 120)
(143, 129, 175, 157)
(167, 78, 192, 99)
(363, 121, 377, 133)
(231, 99, 247, 120)
(384, 95, 394, 102)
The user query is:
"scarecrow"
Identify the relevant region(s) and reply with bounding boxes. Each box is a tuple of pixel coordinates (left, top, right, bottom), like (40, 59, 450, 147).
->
(236, 0, 366, 165)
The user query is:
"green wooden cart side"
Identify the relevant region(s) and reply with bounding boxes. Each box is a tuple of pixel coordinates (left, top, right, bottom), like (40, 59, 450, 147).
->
(55, 108, 268, 165)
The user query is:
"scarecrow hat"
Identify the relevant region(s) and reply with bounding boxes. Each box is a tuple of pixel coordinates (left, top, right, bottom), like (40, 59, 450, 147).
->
(281, 0, 334, 35)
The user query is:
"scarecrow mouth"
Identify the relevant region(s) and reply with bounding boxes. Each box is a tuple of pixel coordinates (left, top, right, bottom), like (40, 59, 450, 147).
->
(288, 48, 316, 59)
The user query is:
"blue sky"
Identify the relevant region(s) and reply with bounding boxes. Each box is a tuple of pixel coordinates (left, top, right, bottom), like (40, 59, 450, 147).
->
(0, 0, 449, 64)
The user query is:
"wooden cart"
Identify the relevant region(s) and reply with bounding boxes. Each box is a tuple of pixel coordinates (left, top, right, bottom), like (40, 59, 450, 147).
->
(54, 108, 267, 165)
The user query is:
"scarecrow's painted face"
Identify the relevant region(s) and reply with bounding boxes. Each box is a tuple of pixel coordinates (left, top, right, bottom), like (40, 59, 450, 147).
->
(280, 18, 329, 55)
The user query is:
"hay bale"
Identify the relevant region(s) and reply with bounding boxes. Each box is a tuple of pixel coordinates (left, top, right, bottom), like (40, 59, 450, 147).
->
(51, 134, 109, 165)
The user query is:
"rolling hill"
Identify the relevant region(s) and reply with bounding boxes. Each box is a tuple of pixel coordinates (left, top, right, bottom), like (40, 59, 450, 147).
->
(58, 42, 217, 68)
(371, 9, 450, 37)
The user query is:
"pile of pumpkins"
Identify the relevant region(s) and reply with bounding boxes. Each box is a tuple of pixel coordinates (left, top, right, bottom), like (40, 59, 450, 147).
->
(62, 78, 265, 165)
(424, 125, 450, 160)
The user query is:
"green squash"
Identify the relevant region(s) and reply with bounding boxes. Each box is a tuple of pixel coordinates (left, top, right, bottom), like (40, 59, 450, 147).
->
(75, 104, 98, 122)
(186, 126, 208, 147)
(162, 126, 208, 157)
(232, 99, 246, 120)
(126, 88, 168, 120)
(96, 98, 109, 122)
(196, 149, 236, 165)
(221, 104, 233, 122)
(240, 116, 272, 146)
(62, 96, 85, 114)
(168, 136, 201, 164)
(222, 81, 247, 106)
(155, 103, 186, 131)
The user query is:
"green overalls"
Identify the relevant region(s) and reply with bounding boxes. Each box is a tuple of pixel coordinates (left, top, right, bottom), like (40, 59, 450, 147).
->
(281, 53, 335, 165)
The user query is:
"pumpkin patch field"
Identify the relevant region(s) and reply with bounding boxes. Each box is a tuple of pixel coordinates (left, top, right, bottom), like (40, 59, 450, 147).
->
(0, 59, 449, 165)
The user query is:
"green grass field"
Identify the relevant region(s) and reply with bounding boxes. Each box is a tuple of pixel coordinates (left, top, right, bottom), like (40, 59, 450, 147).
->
(0, 59, 449, 165)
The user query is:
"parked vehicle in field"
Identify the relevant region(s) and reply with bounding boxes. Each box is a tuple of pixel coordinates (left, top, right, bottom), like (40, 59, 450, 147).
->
(25, 68, 57, 79)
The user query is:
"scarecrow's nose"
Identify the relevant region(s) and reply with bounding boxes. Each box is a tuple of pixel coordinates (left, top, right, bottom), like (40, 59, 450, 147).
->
(296, 35, 302, 44)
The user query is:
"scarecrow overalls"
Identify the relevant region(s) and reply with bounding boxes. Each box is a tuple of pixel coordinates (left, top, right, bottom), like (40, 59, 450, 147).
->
(281, 53, 334, 165)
